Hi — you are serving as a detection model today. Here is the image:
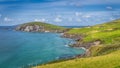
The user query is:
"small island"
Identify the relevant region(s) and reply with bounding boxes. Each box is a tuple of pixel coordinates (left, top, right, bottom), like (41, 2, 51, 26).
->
(16, 22, 66, 33)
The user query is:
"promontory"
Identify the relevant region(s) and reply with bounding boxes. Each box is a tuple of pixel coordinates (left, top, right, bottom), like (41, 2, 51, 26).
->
(16, 22, 66, 33)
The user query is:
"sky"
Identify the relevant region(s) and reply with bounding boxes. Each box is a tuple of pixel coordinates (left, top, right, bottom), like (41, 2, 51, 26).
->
(0, 0, 120, 26)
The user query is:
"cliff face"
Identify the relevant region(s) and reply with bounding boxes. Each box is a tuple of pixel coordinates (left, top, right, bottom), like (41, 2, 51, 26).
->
(16, 22, 66, 33)
(16, 25, 47, 32)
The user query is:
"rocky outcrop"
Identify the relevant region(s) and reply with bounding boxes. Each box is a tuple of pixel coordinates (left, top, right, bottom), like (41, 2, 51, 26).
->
(62, 33, 83, 41)
(16, 25, 46, 32)
(62, 33, 102, 57)
(62, 33, 101, 48)
(16, 24, 65, 33)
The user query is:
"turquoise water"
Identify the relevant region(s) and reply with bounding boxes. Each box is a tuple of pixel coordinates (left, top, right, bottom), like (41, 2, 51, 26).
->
(0, 27, 85, 68)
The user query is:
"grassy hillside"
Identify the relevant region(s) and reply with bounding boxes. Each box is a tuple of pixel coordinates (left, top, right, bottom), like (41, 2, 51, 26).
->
(34, 19, 120, 68)
(66, 19, 120, 44)
(65, 19, 120, 56)
(34, 50, 120, 68)
(16, 22, 66, 32)
(22, 22, 65, 30)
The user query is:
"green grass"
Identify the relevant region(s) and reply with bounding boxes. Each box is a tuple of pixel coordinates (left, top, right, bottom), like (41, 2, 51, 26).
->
(89, 44, 120, 56)
(66, 19, 120, 45)
(34, 50, 120, 68)
(84, 30, 120, 44)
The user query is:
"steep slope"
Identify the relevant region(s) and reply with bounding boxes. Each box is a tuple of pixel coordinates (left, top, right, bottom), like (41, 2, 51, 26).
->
(35, 50, 120, 68)
(16, 22, 66, 33)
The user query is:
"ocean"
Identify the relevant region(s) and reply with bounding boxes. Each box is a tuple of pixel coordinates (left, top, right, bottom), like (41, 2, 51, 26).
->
(0, 26, 85, 68)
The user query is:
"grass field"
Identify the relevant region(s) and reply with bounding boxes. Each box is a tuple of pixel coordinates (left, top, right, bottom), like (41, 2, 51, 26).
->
(35, 50, 120, 68)
(66, 19, 120, 44)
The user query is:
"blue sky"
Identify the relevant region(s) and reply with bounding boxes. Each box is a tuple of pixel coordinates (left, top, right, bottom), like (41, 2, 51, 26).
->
(0, 0, 120, 26)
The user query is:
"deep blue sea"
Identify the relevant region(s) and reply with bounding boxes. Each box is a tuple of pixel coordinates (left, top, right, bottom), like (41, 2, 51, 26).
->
(0, 26, 85, 68)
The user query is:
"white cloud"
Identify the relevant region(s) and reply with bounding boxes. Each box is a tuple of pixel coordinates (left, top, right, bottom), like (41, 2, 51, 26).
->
(0, 14, 2, 17)
(106, 6, 113, 10)
(34, 19, 40, 21)
(76, 18, 82, 22)
(34, 18, 46, 22)
(75, 12, 82, 16)
(57, 15, 62, 18)
(54, 15, 63, 22)
(54, 17, 62, 22)
(68, 17, 73, 21)
(63, 0, 120, 6)
(82, 15, 91, 18)
(4, 17, 13, 22)
(109, 17, 114, 20)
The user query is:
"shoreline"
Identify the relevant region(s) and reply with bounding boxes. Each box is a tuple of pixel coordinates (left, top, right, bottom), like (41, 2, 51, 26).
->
(15, 23, 89, 65)
(61, 33, 93, 57)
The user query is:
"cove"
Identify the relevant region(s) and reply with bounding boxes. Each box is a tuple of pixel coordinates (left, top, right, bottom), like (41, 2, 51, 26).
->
(0, 28, 85, 68)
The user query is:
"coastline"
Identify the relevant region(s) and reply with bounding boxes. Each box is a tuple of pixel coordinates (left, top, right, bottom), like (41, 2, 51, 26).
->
(61, 33, 94, 57)
(29, 19, 120, 68)
(0, 27, 85, 68)
(15, 22, 96, 66)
